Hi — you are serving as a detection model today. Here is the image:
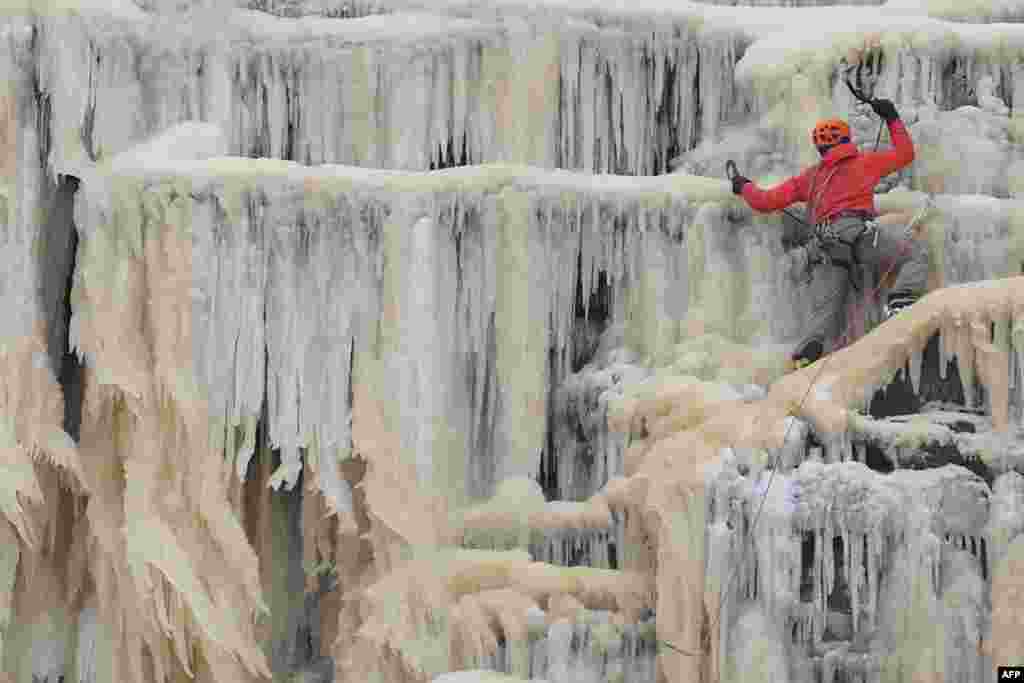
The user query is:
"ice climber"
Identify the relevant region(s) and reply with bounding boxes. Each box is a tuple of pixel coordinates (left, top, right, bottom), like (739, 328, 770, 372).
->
(729, 97, 927, 367)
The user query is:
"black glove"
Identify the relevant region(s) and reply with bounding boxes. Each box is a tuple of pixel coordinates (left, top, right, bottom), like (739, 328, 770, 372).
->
(731, 174, 751, 195)
(870, 98, 899, 122)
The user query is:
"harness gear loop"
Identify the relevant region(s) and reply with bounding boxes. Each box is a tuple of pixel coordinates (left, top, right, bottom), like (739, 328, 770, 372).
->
(813, 213, 877, 293)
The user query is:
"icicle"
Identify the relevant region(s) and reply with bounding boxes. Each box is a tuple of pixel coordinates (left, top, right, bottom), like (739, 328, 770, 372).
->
(909, 349, 923, 395)
(955, 314, 977, 407)
(841, 524, 857, 634)
(581, 44, 597, 173)
(866, 529, 878, 632)
(822, 648, 839, 683)
(938, 325, 949, 380)
(819, 526, 828, 640)
(76, 605, 99, 683)
(852, 531, 864, 635)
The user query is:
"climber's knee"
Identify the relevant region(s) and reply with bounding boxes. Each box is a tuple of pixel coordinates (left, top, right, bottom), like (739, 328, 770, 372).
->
(892, 238, 932, 295)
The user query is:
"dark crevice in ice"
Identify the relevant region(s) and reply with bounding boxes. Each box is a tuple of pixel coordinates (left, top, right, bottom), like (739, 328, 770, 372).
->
(35, 174, 85, 442)
(243, 398, 323, 676)
(827, 536, 852, 617)
(469, 311, 499, 499)
(691, 48, 701, 162)
(863, 443, 895, 474)
(869, 333, 965, 418)
(571, 259, 612, 373)
(539, 257, 613, 501)
(893, 441, 995, 488)
(540, 343, 560, 502)
(800, 532, 815, 603)
(428, 135, 469, 171)
(941, 57, 978, 109)
(653, 56, 681, 175)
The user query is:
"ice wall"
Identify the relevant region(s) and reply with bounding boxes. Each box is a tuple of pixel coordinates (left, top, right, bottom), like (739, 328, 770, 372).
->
(75, 158, 737, 499)
(4, 0, 1024, 682)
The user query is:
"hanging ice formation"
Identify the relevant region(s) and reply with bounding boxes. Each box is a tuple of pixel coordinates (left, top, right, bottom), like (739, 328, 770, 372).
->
(2, 1, 1024, 683)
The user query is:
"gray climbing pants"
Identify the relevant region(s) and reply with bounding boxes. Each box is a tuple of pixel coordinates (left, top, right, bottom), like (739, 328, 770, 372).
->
(784, 213, 931, 350)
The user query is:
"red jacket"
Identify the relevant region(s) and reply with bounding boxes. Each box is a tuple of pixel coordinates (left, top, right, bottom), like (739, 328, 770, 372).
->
(740, 119, 915, 224)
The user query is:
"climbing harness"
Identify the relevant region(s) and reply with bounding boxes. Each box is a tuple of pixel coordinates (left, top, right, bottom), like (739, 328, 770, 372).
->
(812, 212, 878, 293)
(805, 152, 875, 291)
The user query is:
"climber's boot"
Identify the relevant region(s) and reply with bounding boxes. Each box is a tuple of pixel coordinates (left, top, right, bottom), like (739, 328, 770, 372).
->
(884, 292, 918, 319)
(791, 336, 824, 369)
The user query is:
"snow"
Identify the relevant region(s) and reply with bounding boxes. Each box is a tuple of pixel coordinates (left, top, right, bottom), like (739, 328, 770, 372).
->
(7, 0, 149, 20)
(357, 0, 1024, 75)
(432, 672, 543, 683)
(886, 0, 1024, 22)
(65, 122, 227, 206)
(230, 9, 494, 44)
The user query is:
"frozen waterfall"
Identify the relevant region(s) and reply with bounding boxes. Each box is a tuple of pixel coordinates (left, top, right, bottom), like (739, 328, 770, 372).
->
(1, 1, 1023, 683)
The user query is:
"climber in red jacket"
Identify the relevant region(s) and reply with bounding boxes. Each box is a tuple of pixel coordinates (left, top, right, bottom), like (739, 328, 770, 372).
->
(730, 98, 927, 367)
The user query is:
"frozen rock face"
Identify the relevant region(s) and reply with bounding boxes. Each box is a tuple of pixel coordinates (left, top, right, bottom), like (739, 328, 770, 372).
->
(1, 2, 1024, 683)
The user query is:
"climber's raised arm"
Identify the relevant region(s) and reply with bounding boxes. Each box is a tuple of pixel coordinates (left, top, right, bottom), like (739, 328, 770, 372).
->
(860, 99, 915, 179)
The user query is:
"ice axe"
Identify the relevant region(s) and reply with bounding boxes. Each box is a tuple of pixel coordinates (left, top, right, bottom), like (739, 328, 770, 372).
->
(842, 60, 884, 152)
(843, 62, 873, 105)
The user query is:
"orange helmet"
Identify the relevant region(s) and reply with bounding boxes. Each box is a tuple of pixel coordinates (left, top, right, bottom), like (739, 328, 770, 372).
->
(812, 118, 851, 147)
